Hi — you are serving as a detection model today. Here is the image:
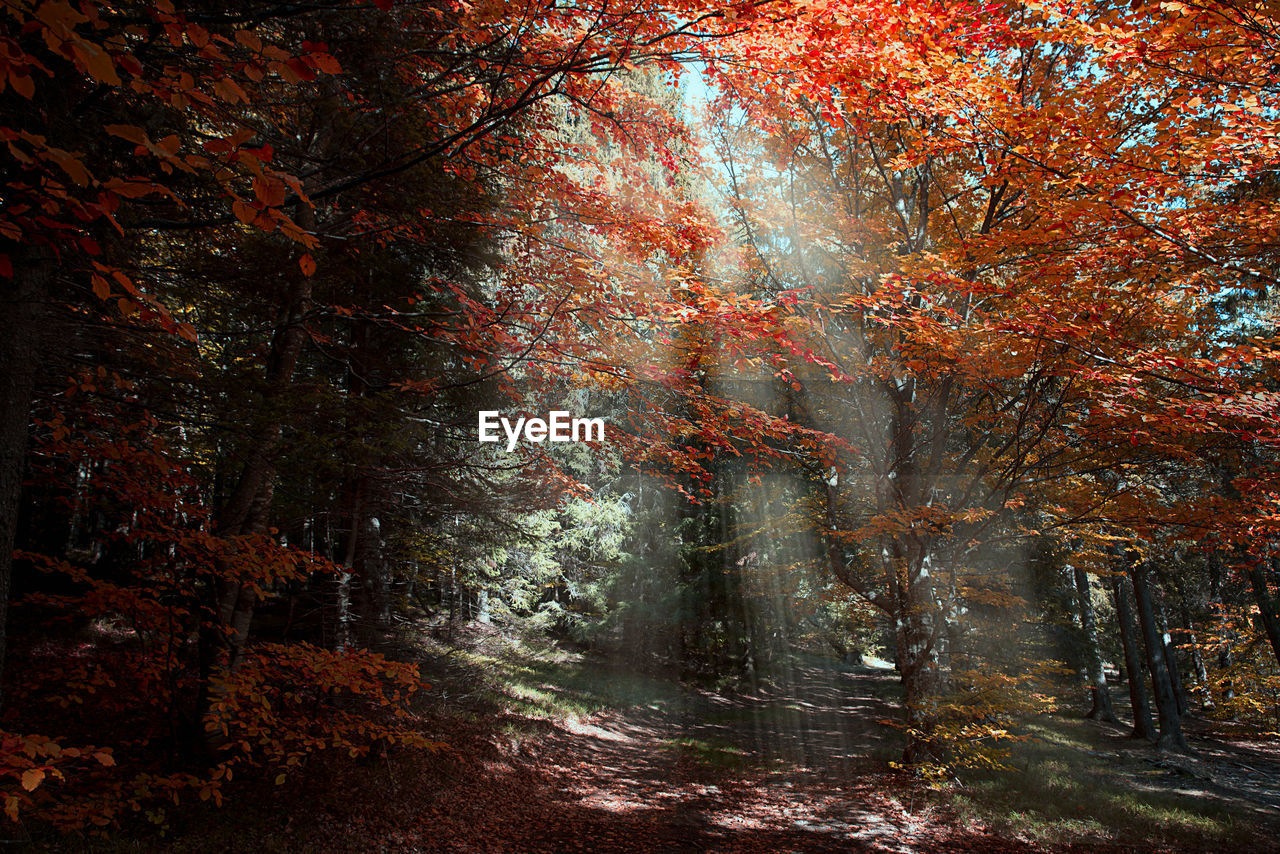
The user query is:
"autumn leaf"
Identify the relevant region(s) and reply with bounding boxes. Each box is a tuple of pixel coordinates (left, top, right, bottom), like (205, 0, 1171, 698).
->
(214, 77, 249, 104)
(103, 177, 160, 198)
(311, 53, 343, 75)
(232, 199, 257, 225)
(46, 148, 89, 186)
(35, 0, 87, 29)
(9, 72, 34, 99)
(156, 135, 181, 157)
(234, 29, 263, 52)
(104, 124, 149, 146)
(253, 175, 286, 207)
(20, 769, 44, 792)
(71, 40, 121, 87)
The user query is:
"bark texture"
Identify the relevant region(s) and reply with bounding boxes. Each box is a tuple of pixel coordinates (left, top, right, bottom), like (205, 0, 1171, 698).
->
(1247, 557, 1280, 670)
(0, 247, 54, 710)
(1111, 574, 1156, 741)
(1074, 565, 1117, 723)
(1129, 560, 1188, 751)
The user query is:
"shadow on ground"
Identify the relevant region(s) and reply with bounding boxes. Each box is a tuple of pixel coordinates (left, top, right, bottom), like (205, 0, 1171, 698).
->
(66, 638, 1280, 853)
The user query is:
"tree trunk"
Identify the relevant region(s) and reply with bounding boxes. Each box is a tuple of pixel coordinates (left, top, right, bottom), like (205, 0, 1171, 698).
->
(1074, 565, 1117, 722)
(1218, 645, 1235, 706)
(358, 514, 392, 631)
(899, 555, 945, 765)
(1246, 557, 1280, 670)
(209, 259, 314, 658)
(1210, 553, 1235, 708)
(333, 475, 364, 653)
(942, 589, 964, 686)
(888, 618, 904, 676)
(1154, 593, 1188, 717)
(900, 622, 942, 764)
(1181, 608, 1211, 711)
(0, 246, 54, 711)
(197, 218, 315, 737)
(1129, 560, 1188, 751)
(1111, 574, 1156, 741)
(340, 314, 393, 644)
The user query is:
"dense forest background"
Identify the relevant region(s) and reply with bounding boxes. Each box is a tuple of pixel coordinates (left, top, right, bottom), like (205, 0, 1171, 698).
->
(4, 0, 1280, 848)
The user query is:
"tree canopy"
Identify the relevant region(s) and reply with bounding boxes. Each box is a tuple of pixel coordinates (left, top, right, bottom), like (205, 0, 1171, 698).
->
(4, 0, 1280, 842)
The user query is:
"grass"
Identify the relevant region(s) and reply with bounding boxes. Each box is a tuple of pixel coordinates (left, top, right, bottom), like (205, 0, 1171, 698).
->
(661, 736, 751, 770)
(47, 632, 1280, 852)
(426, 630, 686, 724)
(949, 713, 1263, 850)
(434, 635, 1275, 850)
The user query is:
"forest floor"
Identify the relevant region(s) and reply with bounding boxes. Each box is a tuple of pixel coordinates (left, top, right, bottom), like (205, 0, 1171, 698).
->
(75, 626, 1280, 853)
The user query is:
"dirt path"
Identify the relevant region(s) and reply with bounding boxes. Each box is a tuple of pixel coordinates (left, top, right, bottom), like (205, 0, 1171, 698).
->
(54, 635, 1280, 853)
(138, 647, 1280, 852)
(483, 664, 1026, 853)
(451, 658, 1280, 853)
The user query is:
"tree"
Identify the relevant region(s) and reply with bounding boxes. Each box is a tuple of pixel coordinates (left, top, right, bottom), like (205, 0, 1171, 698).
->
(1073, 563, 1117, 723)
(0, 0, 739, 689)
(691, 0, 1280, 763)
(1111, 573, 1157, 740)
(0, 0, 743, 825)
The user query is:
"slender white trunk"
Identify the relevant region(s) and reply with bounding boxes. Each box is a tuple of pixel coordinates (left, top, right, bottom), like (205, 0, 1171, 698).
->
(336, 567, 353, 653)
